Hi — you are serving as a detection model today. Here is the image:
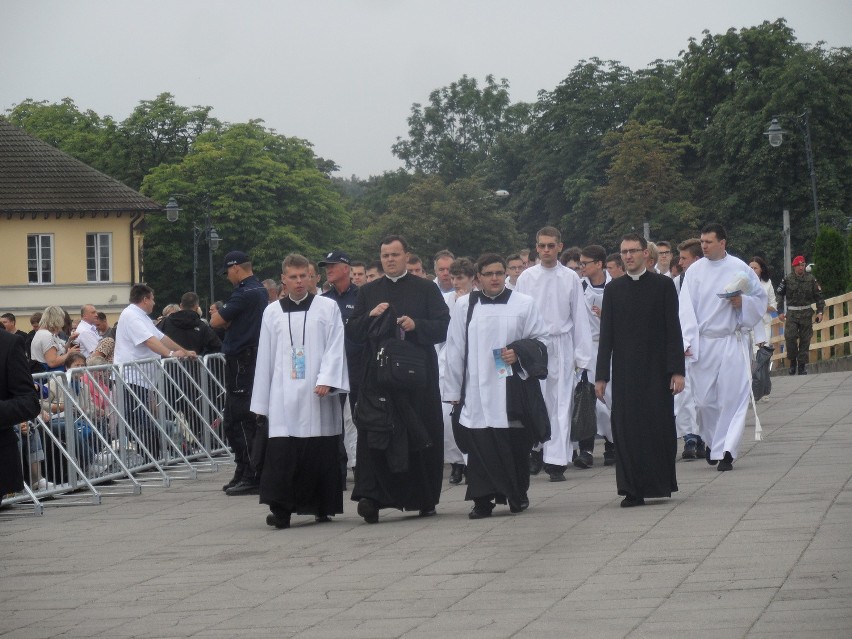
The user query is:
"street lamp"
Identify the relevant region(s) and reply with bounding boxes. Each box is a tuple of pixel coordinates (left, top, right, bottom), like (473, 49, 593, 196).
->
(764, 111, 820, 234)
(164, 194, 222, 311)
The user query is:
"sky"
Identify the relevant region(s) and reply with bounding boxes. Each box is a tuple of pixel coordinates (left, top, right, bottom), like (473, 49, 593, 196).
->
(1, 0, 849, 179)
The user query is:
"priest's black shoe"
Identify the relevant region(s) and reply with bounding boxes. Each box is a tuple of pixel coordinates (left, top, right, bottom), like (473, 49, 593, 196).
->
(266, 512, 291, 529)
(788, 364, 797, 375)
(418, 507, 437, 518)
(315, 515, 332, 523)
(603, 442, 615, 466)
(469, 502, 494, 519)
(620, 495, 645, 508)
(449, 463, 465, 485)
(717, 451, 734, 472)
(225, 478, 259, 496)
(544, 463, 567, 482)
(509, 493, 529, 513)
(573, 450, 593, 469)
(705, 447, 718, 466)
(357, 498, 379, 524)
(529, 449, 543, 475)
(222, 468, 242, 492)
(798, 364, 808, 375)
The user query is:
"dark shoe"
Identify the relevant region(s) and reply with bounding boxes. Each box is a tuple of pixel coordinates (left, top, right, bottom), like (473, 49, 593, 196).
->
(682, 439, 697, 460)
(357, 498, 379, 524)
(573, 451, 593, 469)
(468, 502, 494, 519)
(266, 512, 291, 529)
(798, 364, 807, 375)
(509, 493, 529, 513)
(529, 449, 543, 475)
(315, 515, 332, 523)
(717, 451, 734, 472)
(603, 449, 615, 466)
(418, 507, 437, 518)
(620, 495, 645, 508)
(548, 471, 566, 482)
(225, 478, 259, 496)
(789, 364, 797, 375)
(449, 463, 465, 485)
(544, 463, 567, 482)
(695, 440, 707, 460)
(705, 446, 718, 466)
(222, 468, 242, 492)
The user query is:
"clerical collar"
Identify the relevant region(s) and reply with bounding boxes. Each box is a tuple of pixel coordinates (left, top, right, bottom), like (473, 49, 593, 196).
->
(289, 292, 310, 304)
(385, 272, 408, 283)
(627, 268, 647, 281)
(280, 292, 314, 313)
(480, 287, 512, 304)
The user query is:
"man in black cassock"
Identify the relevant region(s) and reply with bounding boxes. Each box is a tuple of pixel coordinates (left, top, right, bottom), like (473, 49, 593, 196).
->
(595, 233, 685, 507)
(347, 235, 450, 523)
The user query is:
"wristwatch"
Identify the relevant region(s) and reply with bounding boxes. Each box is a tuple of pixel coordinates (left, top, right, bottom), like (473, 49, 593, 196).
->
(168, 350, 175, 357)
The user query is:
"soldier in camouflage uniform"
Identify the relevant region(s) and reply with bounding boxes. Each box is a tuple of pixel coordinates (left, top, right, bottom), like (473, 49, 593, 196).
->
(777, 255, 824, 375)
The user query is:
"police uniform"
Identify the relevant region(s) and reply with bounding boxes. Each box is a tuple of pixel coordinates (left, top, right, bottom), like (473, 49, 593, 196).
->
(777, 262, 824, 374)
(219, 271, 268, 491)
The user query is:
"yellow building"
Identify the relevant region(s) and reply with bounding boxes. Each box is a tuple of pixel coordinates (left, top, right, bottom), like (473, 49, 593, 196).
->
(0, 120, 162, 323)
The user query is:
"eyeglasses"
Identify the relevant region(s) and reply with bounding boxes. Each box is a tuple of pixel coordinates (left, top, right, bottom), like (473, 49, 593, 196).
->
(480, 270, 506, 278)
(536, 243, 557, 250)
(658, 250, 672, 256)
(620, 248, 643, 256)
(578, 260, 598, 267)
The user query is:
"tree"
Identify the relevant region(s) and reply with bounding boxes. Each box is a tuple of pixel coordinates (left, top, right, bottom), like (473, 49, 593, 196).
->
(812, 226, 849, 298)
(140, 121, 349, 306)
(392, 75, 531, 180)
(359, 175, 522, 267)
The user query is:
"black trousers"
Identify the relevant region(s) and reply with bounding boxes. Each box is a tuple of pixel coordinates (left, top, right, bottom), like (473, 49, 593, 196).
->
(224, 350, 258, 478)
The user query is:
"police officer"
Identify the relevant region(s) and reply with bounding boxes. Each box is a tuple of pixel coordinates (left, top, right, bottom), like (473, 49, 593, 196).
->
(211, 250, 269, 494)
(777, 255, 824, 375)
(319, 250, 363, 487)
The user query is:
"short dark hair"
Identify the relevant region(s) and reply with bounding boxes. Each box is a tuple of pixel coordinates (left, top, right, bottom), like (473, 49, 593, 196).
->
(30, 312, 42, 325)
(620, 233, 648, 249)
(449, 257, 477, 278)
(65, 352, 87, 368)
(580, 245, 607, 264)
(380, 234, 409, 252)
(282, 253, 310, 272)
(506, 253, 522, 263)
(433, 249, 455, 262)
(536, 226, 562, 242)
(367, 260, 383, 273)
(678, 238, 702, 259)
(476, 253, 507, 274)
(406, 254, 422, 266)
(701, 223, 727, 242)
(656, 240, 671, 250)
(180, 292, 200, 310)
(606, 253, 623, 268)
(559, 247, 581, 265)
(350, 260, 366, 269)
(130, 284, 154, 304)
(96, 311, 107, 321)
(1, 312, 14, 322)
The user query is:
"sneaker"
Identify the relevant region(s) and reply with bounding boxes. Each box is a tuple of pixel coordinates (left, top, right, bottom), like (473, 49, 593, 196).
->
(225, 478, 259, 496)
(35, 478, 55, 491)
(573, 451, 593, 469)
(682, 439, 697, 460)
(695, 440, 707, 459)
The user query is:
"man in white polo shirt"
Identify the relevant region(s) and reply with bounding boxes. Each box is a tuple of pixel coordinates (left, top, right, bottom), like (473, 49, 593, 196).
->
(75, 304, 101, 359)
(114, 284, 195, 458)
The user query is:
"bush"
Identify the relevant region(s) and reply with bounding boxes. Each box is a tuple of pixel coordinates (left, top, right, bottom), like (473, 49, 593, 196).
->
(812, 227, 849, 298)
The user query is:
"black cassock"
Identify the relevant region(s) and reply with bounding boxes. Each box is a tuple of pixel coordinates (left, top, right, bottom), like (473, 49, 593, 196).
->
(346, 274, 450, 512)
(595, 271, 684, 500)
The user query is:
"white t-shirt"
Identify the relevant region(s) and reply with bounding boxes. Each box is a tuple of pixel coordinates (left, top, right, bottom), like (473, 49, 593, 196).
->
(30, 329, 65, 365)
(75, 319, 101, 358)
(114, 304, 164, 388)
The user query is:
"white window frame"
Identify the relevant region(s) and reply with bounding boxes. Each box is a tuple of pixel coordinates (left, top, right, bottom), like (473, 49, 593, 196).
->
(86, 232, 113, 283)
(27, 233, 54, 285)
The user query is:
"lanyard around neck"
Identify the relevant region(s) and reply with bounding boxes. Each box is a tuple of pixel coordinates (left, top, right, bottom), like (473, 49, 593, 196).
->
(287, 306, 308, 347)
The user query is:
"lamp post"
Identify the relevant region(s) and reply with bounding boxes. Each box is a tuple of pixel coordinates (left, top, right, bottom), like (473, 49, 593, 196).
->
(764, 111, 820, 234)
(164, 195, 222, 311)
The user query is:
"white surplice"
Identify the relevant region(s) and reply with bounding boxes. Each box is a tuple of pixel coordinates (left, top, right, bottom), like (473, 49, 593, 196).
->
(251, 296, 349, 438)
(581, 274, 613, 441)
(516, 263, 592, 466)
(438, 290, 466, 464)
(442, 290, 548, 428)
(678, 254, 767, 460)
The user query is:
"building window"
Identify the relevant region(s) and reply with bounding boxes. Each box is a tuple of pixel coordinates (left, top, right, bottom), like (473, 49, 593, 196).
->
(27, 234, 53, 285)
(86, 233, 112, 282)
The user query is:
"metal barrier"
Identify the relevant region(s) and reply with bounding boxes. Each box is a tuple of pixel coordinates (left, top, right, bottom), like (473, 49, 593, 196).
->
(2, 353, 234, 516)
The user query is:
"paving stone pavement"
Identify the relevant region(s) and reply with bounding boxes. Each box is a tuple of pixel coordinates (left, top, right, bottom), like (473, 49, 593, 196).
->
(1, 371, 850, 639)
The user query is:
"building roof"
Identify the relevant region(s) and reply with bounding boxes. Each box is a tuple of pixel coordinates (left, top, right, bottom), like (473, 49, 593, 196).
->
(0, 120, 163, 214)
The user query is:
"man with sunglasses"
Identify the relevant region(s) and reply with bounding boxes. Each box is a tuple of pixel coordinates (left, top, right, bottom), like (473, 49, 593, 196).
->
(516, 227, 592, 482)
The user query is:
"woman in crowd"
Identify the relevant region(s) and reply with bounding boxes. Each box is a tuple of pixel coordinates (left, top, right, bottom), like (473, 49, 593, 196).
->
(30, 306, 80, 372)
(749, 257, 778, 345)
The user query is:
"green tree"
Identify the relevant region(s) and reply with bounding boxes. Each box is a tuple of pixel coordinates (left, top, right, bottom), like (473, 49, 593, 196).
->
(812, 226, 849, 298)
(392, 75, 531, 180)
(140, 121, 349, 306)
(359, 175, 521, 266)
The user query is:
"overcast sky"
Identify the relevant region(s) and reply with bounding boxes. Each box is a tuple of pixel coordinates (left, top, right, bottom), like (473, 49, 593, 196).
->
(1, 0, 849, 178)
